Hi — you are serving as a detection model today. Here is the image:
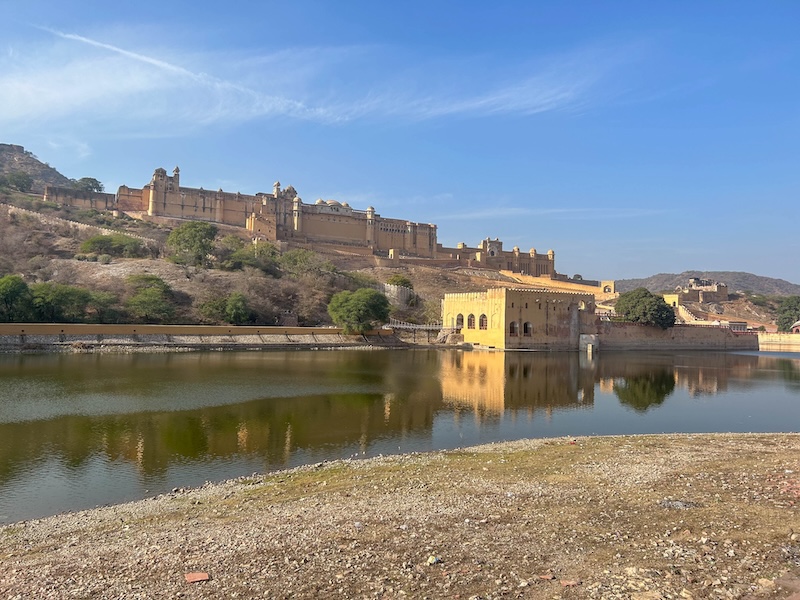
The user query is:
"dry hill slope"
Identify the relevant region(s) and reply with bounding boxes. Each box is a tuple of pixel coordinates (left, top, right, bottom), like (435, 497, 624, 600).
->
(0, 144, 73, 193)
(617, 271, 800, 296)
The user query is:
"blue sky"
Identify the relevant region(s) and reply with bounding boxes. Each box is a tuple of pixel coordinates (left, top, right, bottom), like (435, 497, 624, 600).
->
(2, 1, 799, 284)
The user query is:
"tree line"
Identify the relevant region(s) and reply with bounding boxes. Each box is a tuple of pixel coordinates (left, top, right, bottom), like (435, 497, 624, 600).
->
(0, 172, 105, 194)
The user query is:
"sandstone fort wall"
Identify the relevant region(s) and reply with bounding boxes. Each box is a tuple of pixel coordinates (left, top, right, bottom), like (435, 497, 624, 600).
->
(43, 166, 566, 279)
(595, 322, 759, 351)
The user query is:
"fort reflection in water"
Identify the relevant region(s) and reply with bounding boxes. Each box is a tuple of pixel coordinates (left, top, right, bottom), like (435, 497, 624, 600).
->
(0, 349, 798, 522)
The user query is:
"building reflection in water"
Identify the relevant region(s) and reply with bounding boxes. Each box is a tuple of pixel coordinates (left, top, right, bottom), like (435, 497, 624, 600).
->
(439, 351, 595, 419)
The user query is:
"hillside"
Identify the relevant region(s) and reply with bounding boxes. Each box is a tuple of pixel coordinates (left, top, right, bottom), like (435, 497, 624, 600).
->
(0, 199, 489, 327)
(1, 143, 796, 329)
(616, 271, 800, 297)
(0, 144, 74, 193)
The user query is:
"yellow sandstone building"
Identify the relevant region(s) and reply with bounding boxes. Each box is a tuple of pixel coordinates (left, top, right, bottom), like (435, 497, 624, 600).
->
(441, 287, 596, 350)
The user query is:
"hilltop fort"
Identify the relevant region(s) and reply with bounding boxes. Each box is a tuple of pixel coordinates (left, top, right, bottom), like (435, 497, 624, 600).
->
(44, 166, 608, 290)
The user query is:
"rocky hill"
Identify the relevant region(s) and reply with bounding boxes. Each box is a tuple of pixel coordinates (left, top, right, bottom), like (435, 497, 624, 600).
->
(0, 144, 73, 193)
(617, 271, 800, 297)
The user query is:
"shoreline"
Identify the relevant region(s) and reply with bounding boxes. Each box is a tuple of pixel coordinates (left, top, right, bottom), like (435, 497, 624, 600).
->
(3, 433, 800, 599)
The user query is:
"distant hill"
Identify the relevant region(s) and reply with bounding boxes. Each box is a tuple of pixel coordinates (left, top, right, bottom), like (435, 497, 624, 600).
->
(616, 271, 800, 297)
(0, 143, 73, 194)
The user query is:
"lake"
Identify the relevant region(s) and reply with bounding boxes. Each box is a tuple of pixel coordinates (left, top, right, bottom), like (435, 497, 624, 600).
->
(0, 348, 798, 523)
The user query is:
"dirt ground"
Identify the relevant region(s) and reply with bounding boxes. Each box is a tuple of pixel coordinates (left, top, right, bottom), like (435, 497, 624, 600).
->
(2, 433, 800, 599)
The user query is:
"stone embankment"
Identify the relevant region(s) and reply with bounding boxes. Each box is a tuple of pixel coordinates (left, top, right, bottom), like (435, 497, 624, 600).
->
(593, 322, 760, 351)
(759, 332, 800, 353)
(0, 324, 404, 353)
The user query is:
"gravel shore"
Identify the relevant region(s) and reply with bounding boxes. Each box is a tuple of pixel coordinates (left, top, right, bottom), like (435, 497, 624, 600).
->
(2, 433, 800, 599)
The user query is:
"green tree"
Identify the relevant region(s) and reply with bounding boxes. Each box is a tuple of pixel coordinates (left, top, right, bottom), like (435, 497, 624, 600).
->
(72, 177, 104, 193)
(328, 288, 390, 333)
(777, 296, 800, 332)
(87, 291, 120, 323)
(6, 172, 33, 192)
(126, 287, 175, 323)
(30, 283, 93, 322)
(614, 287, 676, 329)
(386, 274, 413, 289)
(225, 292, 249, 325)
(198, 292, 249, 324)
(0, 275, 33, 322)
(166, 222, 217, 267)
(125, 274, 175, 323)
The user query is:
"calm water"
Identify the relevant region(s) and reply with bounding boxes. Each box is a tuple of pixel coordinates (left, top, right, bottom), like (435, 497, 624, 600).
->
(0, 349, 798, 523)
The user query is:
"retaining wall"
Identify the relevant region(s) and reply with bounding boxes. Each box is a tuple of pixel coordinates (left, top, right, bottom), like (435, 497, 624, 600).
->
(0, 324, 402, 353)
(757, 332, 800, 353)
(595, 322, 759, 351)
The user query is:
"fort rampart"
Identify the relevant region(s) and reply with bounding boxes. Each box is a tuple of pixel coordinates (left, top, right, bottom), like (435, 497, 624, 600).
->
(42, 167, 567, 279)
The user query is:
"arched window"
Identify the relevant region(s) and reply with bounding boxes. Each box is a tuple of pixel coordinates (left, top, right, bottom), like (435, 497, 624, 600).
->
(455, 314, 464, 329)
(467, 314, 476, 329)
(479, 314, 488, 330)
(523, 322, 532, 336)
(509, 321, 519, 337)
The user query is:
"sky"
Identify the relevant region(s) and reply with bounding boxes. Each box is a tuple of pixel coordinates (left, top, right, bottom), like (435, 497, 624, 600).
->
(1, 1, 799, 284)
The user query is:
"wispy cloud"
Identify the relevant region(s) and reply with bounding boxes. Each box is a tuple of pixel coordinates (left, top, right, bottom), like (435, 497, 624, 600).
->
(0, 26, 628, 137)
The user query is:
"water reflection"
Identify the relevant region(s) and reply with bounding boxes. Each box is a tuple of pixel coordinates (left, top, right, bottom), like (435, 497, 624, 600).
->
(440, 351, 594, 416)
(0, 349, 799, 522)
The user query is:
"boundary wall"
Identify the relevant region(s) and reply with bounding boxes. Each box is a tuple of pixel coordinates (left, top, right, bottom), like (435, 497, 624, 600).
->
(0, 324, 401, 354)
(757, 333, 800, 353)
(3, 203, 160, 246)
(595, 322, 759, 351)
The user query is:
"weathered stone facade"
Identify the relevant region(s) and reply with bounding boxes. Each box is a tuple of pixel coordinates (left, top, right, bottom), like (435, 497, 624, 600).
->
(43, 167, 557, 277)
(436, 238, 555, 276)
(677, 278, 730, 303)
(46, 167, 438, 259)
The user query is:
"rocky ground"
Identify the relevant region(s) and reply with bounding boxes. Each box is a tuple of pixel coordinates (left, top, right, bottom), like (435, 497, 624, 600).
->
(2, 434, 800, 600)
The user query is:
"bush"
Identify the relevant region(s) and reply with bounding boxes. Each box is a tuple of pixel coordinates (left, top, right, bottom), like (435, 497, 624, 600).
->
(386, 274, 413, 289)
(98, 254, 112, 264)
(80, 234, 144, 258)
